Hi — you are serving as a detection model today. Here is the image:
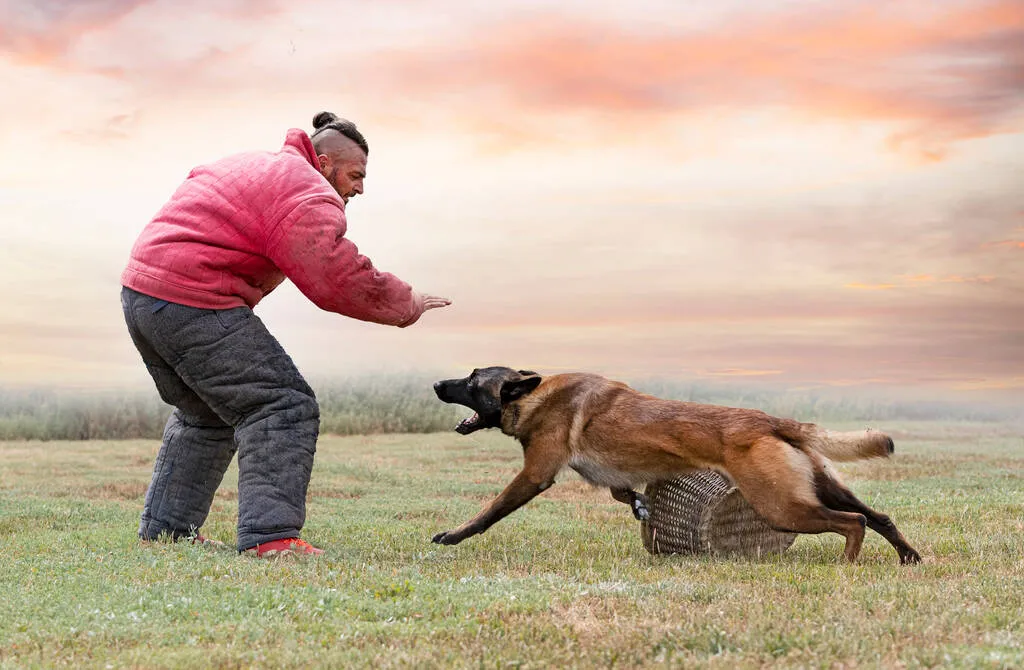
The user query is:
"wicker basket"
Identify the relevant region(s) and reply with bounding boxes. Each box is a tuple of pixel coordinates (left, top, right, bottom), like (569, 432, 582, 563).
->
(640, 471, 797, 556)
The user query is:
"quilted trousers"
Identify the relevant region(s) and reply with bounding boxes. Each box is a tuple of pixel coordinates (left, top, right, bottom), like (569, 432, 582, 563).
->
(120, 287, 319, 551)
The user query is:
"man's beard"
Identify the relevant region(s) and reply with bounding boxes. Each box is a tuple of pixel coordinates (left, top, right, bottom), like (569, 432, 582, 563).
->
(325, 168, 342, 197)
(323, 166, 352, 202)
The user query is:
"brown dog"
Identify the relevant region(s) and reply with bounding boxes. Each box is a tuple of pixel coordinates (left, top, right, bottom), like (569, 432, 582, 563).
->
(432, 367, 921, 564)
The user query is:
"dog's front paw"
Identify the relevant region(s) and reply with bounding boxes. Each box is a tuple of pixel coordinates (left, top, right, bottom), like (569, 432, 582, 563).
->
(900, 547, 922, 565)
(431, 530, 464, 545)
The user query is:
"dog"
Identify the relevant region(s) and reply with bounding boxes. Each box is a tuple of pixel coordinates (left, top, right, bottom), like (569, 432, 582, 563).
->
(431, 367, 921, 564)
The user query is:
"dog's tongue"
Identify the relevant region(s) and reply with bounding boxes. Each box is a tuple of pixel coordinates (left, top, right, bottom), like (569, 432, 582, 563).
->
(455, 413, 480, 434)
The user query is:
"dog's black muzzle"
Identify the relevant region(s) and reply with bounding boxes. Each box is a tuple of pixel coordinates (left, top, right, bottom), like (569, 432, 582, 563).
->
(433, 379, 468, 405)
(434, 377, 494, 434)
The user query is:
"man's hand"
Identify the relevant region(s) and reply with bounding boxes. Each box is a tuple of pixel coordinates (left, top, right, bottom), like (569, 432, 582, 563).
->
(399, 293, 451, 328)
(419, 294, 452, 312)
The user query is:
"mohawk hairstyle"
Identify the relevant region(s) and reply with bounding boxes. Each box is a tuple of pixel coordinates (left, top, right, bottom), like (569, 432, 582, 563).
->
(310, 111, 368, 156)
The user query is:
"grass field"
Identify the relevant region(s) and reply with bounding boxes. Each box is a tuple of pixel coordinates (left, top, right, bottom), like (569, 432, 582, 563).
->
(1, 421, 1022, 668)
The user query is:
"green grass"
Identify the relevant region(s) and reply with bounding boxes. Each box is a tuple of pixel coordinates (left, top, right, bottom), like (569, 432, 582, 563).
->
(1, 422, 1022, 668)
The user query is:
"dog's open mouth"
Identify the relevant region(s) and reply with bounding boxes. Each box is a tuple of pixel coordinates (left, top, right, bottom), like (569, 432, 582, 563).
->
(455, 413, 481, 434)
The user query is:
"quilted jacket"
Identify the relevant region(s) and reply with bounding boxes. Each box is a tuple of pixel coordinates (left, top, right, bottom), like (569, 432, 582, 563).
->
(121, 129, 424, 327)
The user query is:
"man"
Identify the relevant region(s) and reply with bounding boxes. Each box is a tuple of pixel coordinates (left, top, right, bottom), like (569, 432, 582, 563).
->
(120, 112, 450, 557)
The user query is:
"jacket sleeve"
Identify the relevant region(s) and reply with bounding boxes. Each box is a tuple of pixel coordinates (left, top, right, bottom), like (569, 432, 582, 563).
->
(265, 197, 424, 327)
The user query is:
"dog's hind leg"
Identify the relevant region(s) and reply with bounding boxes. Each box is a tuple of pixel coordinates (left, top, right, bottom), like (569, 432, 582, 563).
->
(813, 469, 921, 564)
(610, 487, 650, 520)
(747, 491, 867, 562)
(726, 438, 868, 562)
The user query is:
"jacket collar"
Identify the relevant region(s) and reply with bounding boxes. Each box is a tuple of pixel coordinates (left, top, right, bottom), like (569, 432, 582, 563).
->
(282, 128, 319, 168)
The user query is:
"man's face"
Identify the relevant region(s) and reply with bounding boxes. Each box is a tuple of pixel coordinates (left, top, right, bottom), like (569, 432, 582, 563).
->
(318, 144, 367, 204)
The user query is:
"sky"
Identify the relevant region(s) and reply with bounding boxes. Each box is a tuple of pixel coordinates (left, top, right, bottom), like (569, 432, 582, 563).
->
(1, 0, 1022, 405)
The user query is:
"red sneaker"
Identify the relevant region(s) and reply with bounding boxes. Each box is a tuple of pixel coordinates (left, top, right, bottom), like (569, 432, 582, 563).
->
(245, 538, 324, 558)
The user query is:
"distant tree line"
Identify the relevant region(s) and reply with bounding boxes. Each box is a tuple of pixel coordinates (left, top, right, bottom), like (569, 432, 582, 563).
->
(0, 374, 1018, 441)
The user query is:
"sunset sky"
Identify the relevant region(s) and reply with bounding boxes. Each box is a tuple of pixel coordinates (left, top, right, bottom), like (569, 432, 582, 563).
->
(1, 0, 1022, 404)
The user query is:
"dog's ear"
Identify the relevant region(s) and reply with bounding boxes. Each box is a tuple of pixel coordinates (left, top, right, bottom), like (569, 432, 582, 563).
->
(517, 369, 538, 376)
(500, 376, 542, 404)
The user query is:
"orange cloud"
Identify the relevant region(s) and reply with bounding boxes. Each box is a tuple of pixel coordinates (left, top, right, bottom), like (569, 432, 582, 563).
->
(701, 368, 784, 378)
(951, 377, 1024, 391)
(815, 378, 897, 388)
(374, 1, 1024, 160)
(847, 274, 996, 290)
(6, 1, 1021, 162)
(940, 275, 996, 283)
(58, 111, 142, 143)
(904, 274, 996, 284)
(845, 282, 898, 291)
(0, 1, 148, 66)
(0, 0, 280, 68)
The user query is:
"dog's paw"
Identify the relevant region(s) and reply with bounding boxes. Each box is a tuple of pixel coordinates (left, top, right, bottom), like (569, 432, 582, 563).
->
(900, 548, 922, 565)
(632, 497, 650, 521)
(431, 530, 463, 545)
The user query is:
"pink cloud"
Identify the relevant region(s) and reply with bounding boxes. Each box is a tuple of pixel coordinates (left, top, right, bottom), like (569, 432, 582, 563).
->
(847, 274, 997, 291)
(0, 0, 281, 68)
(0, 1, 148, 66)
(5, 1, 1021, 162)
(371, 1, 1024, 160)
(845, 282, 899, 291)
(701, 368, 784, 378)
(900, 274, 997, 284)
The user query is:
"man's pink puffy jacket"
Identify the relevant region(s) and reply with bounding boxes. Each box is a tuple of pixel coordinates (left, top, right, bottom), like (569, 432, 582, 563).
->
(121, 129, 424, 327)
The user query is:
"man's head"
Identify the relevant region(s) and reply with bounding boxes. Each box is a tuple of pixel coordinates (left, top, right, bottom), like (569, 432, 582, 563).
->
(310, 111, 368, 203)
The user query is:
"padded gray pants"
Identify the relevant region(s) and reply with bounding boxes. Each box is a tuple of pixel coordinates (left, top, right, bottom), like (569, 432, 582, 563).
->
(121, 287, 319, 551)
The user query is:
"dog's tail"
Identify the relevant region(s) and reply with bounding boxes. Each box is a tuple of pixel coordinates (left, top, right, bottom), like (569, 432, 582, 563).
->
(775, 421, 894, 462)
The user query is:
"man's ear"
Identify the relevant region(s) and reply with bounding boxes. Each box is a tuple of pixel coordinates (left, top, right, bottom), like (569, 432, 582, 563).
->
(317, 154, 330, 173)
(500, 376, 542, 404)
